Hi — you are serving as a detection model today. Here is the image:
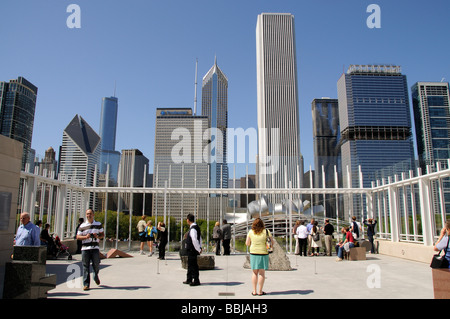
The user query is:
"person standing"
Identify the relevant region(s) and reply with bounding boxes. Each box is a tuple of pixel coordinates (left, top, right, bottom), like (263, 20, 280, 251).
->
(146, 220, 157, 257)
(183, 213, 202, 286)
(221, 219, 232, 255)
(306, 218, 315, 255)
(246, 218, 272, 296)
(15, 212, 40, 246)
(74, 218, 84, 254)
(310, 221, 322, 256)
(76, 209, 104, 291)
(323, 219, 335, 256)
(137, 215, 147, 255)
(293, 220, 300, 255)
(212, 221, 222, 255)
(157, 221, 168, 260)
(363, 218, 377, 253)
(296, 220, 308, 256)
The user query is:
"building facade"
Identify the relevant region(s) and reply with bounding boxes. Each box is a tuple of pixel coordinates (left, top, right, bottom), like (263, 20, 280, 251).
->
(201, 58, 229, 190)
(0, 77, 38, 170)
(59, 115, 101, 211)
(412, 81, 450, 214)
(118, 149, 151, 215)
(152, 108, 211, 221)
(312, 98, 342, 218)
(99, 96, 121, 185)
(256, 13, 303, 203)
(338, 65, 415, 218)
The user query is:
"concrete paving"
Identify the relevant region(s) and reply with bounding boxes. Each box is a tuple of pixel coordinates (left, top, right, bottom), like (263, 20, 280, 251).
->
(45, 250, 434, 300)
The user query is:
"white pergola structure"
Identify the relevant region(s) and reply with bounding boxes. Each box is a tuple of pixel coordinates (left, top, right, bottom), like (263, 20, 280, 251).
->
(19, 161, 450, 254)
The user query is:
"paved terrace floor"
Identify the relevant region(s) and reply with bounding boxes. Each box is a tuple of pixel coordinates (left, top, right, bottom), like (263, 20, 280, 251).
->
(45, 250, 434, 300)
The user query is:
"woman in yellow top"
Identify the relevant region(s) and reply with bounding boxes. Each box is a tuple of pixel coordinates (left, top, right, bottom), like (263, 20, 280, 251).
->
(246, 218, 273, 296)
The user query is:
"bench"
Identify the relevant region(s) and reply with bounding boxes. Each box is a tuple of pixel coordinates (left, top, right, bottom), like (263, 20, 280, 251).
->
(344, 247, 366, 261)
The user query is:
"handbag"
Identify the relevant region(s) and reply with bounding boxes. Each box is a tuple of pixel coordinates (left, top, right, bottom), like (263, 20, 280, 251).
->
(430, 237, 449, 269)
(265, 229, 273, 253)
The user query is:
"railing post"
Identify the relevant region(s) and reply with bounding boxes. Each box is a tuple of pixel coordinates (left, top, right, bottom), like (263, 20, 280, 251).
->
(388, 176, 399, 242)
(417, 168, 434, 246)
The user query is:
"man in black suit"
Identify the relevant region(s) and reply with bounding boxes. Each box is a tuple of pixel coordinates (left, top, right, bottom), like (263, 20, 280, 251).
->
(183, 214, 202, 286)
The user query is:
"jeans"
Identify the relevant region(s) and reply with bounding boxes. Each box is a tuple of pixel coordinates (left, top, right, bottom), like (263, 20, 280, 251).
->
(337, 242, 355, 259)
(82, 249, 100, 287)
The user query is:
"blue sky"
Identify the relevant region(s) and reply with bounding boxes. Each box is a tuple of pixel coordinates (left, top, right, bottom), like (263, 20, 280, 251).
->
(1, 0, 449, 178)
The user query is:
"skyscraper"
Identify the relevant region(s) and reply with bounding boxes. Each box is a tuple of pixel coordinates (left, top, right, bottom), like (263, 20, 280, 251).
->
(338, 65, 415, 217)
(201, 57, 228, 189)
(118, 149, 151, 215)
(152, 108, 210, 221)
(0, 77, 38, 170)
(99, 96, 120, 185)
(312, 98, 342, 217)
(59, 114, 101, 209)
(412, 81, 450, 213)
(256, 13, 303, 200)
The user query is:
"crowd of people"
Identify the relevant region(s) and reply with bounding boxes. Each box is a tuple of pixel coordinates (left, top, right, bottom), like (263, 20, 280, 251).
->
(13, 208, 450, 295)
(292, 217, 379, 261)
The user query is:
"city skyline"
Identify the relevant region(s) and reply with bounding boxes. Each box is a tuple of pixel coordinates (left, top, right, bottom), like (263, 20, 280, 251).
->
(1, 0, 449, 179)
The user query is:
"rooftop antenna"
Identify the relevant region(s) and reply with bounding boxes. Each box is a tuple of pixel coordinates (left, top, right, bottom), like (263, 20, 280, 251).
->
(114, 80, 117, 97)
(194, 58, 198, 116)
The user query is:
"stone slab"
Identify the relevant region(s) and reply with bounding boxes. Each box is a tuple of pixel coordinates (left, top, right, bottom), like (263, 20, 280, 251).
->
(181, 255, 215, 270)
(243, 239, 292, 271)
(106, 249, 133, 258)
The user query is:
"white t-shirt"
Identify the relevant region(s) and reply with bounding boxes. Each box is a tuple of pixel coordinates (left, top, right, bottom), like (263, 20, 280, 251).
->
(296, 225, 308, 239)
(77, 220, 103, 251)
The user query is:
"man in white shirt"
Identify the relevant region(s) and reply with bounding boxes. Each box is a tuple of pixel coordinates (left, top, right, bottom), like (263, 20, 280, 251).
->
(296, 220, 309, 256)
(76, 209, 104, 291)
(183, 213, 202, 286)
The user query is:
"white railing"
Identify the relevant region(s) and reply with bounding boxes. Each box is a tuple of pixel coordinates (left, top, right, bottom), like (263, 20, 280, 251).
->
(19, 162, 450, 253)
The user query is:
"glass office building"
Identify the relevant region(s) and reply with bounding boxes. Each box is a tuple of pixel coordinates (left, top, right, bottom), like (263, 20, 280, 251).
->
(0, 77, 38, 170)
(99, 96, 120, 185)
(201, 58, 229, 190)
(312, 98, 342, 217)
(412, 82, 450, 213)
(338, 65, 415, 217)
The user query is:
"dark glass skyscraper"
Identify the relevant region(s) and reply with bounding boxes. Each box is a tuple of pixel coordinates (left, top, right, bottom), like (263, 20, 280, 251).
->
(412, 81, 450, 213)
(312, 98, 341, 188)
(0, 77, 38, 170)
(338, 65, 415, 217)
(99, 96, 120, 185)
(312, 98, 342, 218)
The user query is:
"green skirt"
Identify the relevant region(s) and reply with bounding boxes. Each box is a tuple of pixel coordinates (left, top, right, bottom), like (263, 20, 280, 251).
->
(250, 254, 269, 270)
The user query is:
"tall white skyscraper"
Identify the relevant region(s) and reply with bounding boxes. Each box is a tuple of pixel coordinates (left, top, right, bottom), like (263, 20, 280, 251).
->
(256, 13, 303, 198)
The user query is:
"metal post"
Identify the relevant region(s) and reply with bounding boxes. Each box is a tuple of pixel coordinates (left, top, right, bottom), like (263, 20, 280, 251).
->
(417, 168, 434, 246)
(103, 164, 110, 251)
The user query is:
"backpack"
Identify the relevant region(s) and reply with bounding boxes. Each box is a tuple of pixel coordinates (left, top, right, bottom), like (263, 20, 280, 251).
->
(352, 222, 360, 239)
